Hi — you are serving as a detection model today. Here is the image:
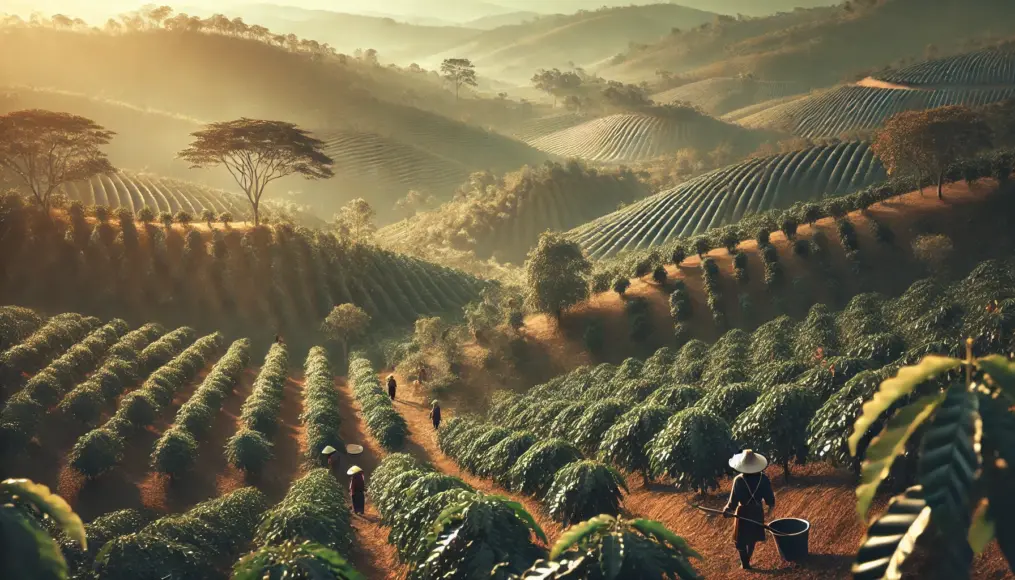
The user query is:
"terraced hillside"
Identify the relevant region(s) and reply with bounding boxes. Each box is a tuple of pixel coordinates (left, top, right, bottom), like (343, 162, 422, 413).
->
(872, 45, 1015, 86)
(57, 172, 249, 217)
(526, 110, 762, 164)
(736, 84, 1015, 138)
(568, 141, 885, 258)
(651, 78, 804, 116)
(376, 162, 650, 264)
(507, 112, 591, 142)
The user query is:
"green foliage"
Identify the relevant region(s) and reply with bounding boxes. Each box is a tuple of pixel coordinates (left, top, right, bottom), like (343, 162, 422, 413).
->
(69, 428, 124, 479)
(733, 385, 820, 479)
(584, 319, 605, 355)
(301, 347, 342, 462)
(256, 469, 352, 553)
(625, 297, 652, 342)
(239, 343, 289, 438)
(572, 399, 632, 454)
(644, 385, 702, 413)
(233, 540, 364, 580)
(60, 508, 151, 577)
(150, 427, 198, 480)
(598, 404, 673, 477)
(525, 232, 591, 319)
(648, 408, 734, 493)
(459, 426, 512, 474)
(612, 278, 630, 296)
(521, 515, 701, 580)
(0, 313, 100, 384)
(349, 356, 408, 451)
(1, 478, 87, 580)
(510, 439, 583, 497)
(545, 460, 628, 526)
(480, 432, 537, 486)
(225, 428, 274, 475)
(851, 486, 930, 580)
(696, 383, 761, 424)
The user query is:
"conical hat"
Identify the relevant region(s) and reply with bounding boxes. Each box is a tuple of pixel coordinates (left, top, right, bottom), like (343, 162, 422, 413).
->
(729, 449, 768, 474)
(345, 444, 364, 455)
(431, 400, 439, 407)
(321, 445, 336, 455)
(347, 465, 363, 475)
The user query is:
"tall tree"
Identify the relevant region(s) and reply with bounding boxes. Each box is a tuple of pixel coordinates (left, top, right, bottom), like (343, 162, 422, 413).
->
(178, 119, 333, 226)
(873, 105, 992, 199)
(321, 303, 370, 361)
(331, 198, 376, 241)
(440, 58, 478, 102)
(0, 110, 115, 210)
(524, 232, 591, 321)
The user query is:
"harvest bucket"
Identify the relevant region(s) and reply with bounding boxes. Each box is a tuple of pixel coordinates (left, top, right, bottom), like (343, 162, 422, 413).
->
(769, 518, 810, 561)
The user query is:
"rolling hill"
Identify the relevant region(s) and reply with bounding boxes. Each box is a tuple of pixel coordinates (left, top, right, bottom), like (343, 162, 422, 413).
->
(523, 108, 766, 164)
(651, 77, 805, 116)
(567, 141, 886, 258)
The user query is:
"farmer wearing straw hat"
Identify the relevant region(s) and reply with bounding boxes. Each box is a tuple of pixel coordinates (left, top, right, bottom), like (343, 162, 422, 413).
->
(348, 465, 366, 515)
(387, 374, 397, 401)
(723, 450, 776, 570)
(322, 445, 340, 478)
(429, 400, 442, 430)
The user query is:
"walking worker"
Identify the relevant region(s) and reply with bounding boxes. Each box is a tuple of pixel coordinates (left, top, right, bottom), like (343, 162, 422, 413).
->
(723, 450, 776, 570)
(348, 465, 366, 515)
(387, 374, 397, 400)
(322, 445, 340, 477)
(429, 400, 442, 430)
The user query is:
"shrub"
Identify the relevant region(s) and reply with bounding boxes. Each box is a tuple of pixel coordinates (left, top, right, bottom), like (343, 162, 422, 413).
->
(780, 214, 799, 239)
(692, 236, 710, 258)
(150, 428, 199, 480)
(732, 385, 820, 481)
(509, 439, 583, 496)
(696, 382, 760, 423)
(732, 251, 749, 285)
(648, 408, 734, 493)
(573, 399, 632, 453)
(626, 297, 652, 342)
(174, 211, 193, 226)
(159, 211, 174, 227)
(671, 246, 686, 266)
(349, 356, 408, 451)
(911, 234, 954, 278)
(868, 217, 894, 244)
(69, 428, 125, 478)
(583, 319, 605, 354)
(668, 281, 691, 322)
(545, 460, 628, 526)
(479, 432, 537, 486)
(256, 469, 352, 552)
(598, 404, 672, 479)
(792, 238, 811, 258)
(91, 205, 109, 222)
(225, 428, 274, 474)
(232, 541, 361, 580)
(459, 426, 512, 474)
(301, 347, 342, 462)
(719, 225, 742, 254)
(652, 265, 668, 285)
(755, 227, 771, 247)
(136, 206, 155, 223)
(239, 344, 288, 439)
(644, 385, 703, 412)
(612, 278, 631, 296)
(836, 218, 858, 252)
(549, 403, 590, 438)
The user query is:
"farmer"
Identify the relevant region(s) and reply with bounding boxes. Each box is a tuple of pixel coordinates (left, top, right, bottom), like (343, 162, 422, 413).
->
(723, 450, 776, 570)
(387, 374, 397, 400)
(429, 400, 442, 430)
(322, 445, 340, 477)
(348, 465, 366, 515)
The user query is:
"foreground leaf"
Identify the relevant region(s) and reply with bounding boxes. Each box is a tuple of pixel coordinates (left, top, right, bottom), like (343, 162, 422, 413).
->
(1, 478, 86, 550)
(852, 486, 931, 580)
(917, 388, 980, 532)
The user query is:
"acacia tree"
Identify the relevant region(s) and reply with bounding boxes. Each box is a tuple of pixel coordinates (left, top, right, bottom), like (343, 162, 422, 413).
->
(440, 58, 478, 102)
(178, 119, 333, 226)
(531, 68, 583, 108)
(873, 106, 992, 199)
(0, 110, 115, 210)
(524, 232, 591, 321)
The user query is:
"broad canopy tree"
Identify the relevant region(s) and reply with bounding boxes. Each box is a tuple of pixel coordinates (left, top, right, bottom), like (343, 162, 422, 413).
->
(321, 303, 370, 360)
(0, 110, 115, 210)
(440, 58, 478, 102)
(524, 232, 591, 321)
(178, 118, 334, 226)
(873, 105, 992, 199)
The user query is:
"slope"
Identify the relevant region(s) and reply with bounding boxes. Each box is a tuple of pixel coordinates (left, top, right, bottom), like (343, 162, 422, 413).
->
(651, 77, 805, 116)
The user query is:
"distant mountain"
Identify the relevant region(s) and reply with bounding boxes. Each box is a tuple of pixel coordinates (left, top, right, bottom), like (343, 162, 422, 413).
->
(464, 11, 541, 29)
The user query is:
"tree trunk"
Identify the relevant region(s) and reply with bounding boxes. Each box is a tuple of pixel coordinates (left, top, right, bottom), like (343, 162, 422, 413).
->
(937, 170, 944, 200)
(252, 201, 260, 227)
(783, 459, 791, 483)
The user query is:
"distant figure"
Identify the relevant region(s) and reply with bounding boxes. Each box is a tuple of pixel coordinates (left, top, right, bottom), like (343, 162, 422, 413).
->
(275, 334, 284, 345)
(348, 465, 366, 515)
(322, 445, 340, 477)
(430, 400, 442, 430)
(387, 374, 397, 401)
(418, 366, 428, 384)
(723, 450, 776, 570)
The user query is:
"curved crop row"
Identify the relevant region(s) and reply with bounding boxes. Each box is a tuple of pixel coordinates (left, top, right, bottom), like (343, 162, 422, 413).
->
(254, 468, 353, 553)
(93, 487, 268, 580)
(301, 347, 342, 462)
(652, 77, 804, 116)
(872, 46, 1015, 86)
(495, 257, 1015, 487)
(368, 453, 545, 577)
(348, 355, 407, 451)
(225, 343, 288, 475)
(527, 111, 757, 163)
(68, 332, 222, 478)
(569, 141, 885, 258)
(60, 508, 152, 578)
(0, 313, 101, 385)
(151, 338, 250, 480)
(0, 319, 126, 451)
(508, 113, 590, 142)
(737, 84, 1015, 138)
(59, 170, 249, 217)
(58, 325, 183, 426)
(0, 305, 44, 352)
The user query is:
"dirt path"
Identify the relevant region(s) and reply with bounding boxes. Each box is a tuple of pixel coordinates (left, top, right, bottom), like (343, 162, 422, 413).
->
(256, 374, 308, 504)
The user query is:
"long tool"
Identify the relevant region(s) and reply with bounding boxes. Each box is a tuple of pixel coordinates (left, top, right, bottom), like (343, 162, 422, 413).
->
(690, 503, 792, 536)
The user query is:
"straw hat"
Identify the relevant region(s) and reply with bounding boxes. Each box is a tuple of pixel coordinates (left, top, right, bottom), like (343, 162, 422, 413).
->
(347, 465, 363, 475)
(345, 444, 364, 455)
(321, 445, 337, 455)
(729, 449, 768, 474)
(431, 400, 439, 407)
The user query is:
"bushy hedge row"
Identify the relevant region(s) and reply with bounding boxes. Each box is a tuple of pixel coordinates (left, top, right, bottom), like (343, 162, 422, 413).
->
(0, 320, 126, 452)
(151, 339, 250, 480)
(301, 347, 342, 462)
(69, 333, 222, 478)
(59, 508, 152, 578)
(226, 343, 288, 475)
(369, 453, 545, 577)
(58, 324, 169, 425)
(0, 312, 101, 384)
(254, 468, 353, 553)
(0, 305, 44, 353)
(94, 487, 268, 580)
(348, 355, 407, 451)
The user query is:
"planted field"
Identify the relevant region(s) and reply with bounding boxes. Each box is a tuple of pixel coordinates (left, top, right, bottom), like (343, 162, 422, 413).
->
(57, 171, 249, 217)
(507, 112, 591, 142)
(872, 46, 1015, 86)
(651, 77, 804, 116)
(736, 84, 1015, 138)
(526, 111, 759, 164)
(568, 141, 885, 259)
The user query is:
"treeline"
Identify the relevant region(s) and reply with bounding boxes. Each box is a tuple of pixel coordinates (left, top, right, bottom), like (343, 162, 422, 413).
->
(0, 197, 485, 350)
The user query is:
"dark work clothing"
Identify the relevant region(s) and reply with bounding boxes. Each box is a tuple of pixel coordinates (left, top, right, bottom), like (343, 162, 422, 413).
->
(723, 473, 775, 548)
(350, 472, 366, 515)
(327, 453, 340, 477)
(430, 406, 442, 430)
(387, 377, 397, 400)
